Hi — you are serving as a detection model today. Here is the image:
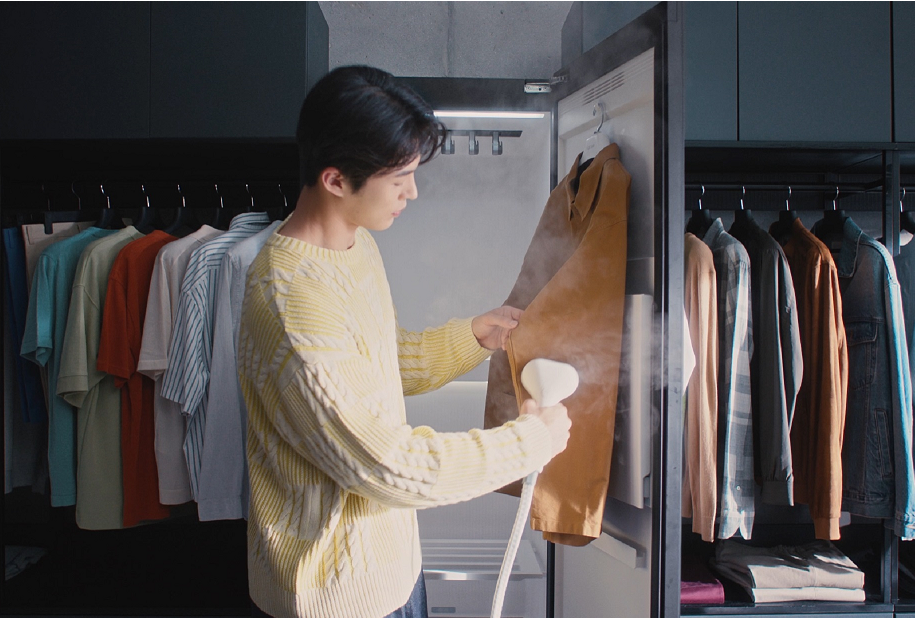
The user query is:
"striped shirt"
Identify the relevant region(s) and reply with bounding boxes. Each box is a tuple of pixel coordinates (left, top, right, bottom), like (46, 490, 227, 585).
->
(238, 225, 553, 618)
(703, 218, 755, 540)
(161, 212, 270, 498)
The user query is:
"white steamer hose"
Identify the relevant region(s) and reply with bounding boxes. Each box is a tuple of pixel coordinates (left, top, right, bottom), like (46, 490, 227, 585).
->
(490, 359, 579, 618)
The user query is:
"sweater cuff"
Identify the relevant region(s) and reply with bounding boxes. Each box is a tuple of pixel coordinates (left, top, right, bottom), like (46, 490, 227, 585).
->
(814, 516, 840, 540)
(450, 316, 494, 370)
(508, 413, 553, 474)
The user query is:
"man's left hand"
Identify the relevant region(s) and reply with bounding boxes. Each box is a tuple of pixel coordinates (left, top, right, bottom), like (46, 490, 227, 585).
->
(472, 306, 523, 351)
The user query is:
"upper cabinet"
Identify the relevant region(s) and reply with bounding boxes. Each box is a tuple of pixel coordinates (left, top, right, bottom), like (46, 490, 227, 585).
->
(150, 2, 327, 139)
(895, 2, 915, 142)
(0, 2, 327, 140)
(685, 2, 737, 141)
(738, 2, 892, 143)
(0, 2, 151, 139)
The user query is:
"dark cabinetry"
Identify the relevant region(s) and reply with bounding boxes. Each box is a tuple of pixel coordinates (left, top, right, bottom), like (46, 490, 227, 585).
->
(895, 2, 915, 143)
(0, 2, 151, 139)
(684, 2, 737, 141)
(737, 2, 892, 142)
(0, 2, 327, 140)
(150, 2, 326, 138)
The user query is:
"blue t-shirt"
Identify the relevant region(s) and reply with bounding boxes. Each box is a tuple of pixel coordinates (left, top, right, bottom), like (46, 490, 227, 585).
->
(3, 227, 47, 423)
(20, 226, 117, 506)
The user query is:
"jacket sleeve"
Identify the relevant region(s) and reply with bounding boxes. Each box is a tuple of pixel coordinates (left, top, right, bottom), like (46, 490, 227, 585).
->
(882, 251, 915, 539)
(397, 318, 492, 396)
(810, 257, 847, 540)
(684, 242, 718, 542)
(757, 247, 799, 505)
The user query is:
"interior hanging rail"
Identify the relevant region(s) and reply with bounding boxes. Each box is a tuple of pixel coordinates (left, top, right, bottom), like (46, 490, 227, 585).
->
(685, 182, 882, 194)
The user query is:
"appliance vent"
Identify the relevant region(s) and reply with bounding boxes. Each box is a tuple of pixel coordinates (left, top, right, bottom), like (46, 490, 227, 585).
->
(576, 52, 654, 107)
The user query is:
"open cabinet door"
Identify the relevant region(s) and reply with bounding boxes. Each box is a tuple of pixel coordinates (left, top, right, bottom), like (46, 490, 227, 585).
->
(547, 4, 684, 618)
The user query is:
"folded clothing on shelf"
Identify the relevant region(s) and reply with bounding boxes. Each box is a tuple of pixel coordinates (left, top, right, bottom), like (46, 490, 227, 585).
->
(681, 554, 725, 605)
(709, 539, 865, 603)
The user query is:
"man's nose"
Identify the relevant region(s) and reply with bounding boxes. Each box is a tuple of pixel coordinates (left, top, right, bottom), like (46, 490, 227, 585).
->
(404, 176, 418, 200)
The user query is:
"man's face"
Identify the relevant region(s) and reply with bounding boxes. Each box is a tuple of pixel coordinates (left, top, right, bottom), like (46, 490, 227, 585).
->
(341, 155, 420, 231)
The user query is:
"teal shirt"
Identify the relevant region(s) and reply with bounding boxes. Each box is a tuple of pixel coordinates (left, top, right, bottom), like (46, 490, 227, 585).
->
(20, 227, 117, 506)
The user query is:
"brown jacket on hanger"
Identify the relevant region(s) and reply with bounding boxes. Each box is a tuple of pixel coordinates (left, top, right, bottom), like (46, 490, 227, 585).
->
(484, 144, 630, 546)
(773, 218, 848, 540)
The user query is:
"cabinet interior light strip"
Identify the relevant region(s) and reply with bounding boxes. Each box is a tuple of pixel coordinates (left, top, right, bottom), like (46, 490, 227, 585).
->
(433, 110, 545, 119)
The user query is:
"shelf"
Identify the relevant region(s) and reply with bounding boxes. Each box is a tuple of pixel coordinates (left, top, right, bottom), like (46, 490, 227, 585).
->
(681, 601, 893, 615)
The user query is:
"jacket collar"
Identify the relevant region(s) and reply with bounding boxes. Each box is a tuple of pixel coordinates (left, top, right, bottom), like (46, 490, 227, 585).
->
(702, 216, 726, 246)
(833, 217, 863, 278)
(810, 216, 862, 278)
(566, 143, 619, 220)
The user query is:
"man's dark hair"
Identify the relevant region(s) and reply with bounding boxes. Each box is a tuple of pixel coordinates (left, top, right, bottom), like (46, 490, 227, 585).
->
(296, 65, 445, 192)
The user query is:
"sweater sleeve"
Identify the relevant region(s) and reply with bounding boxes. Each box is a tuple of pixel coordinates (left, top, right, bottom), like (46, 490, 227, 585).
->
(273, 352, 552, 509)
(397, 317, 492, 396)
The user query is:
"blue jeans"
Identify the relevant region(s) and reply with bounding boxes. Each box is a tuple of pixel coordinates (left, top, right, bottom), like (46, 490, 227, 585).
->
(251, 572, 428, 618)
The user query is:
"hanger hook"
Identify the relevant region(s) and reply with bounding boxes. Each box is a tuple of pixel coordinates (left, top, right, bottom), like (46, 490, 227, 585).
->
(740, 186, 746, 211)
(214, 184, 224, 209)
(278, 184, 288, 210)
(141, 184, 151, 208)
(42, 183, 51, 211)
(97, 184, 110, 210)
(903, 187, 908, 213)
(246, 183, 254, 210)
(177, 183, 187, 209)
(698, 185, 704, 211)
(785, 186, 792, 211)
(71, 183, 83, 210)
(593, 101, 606, 133)
(833, 186, 839, 211)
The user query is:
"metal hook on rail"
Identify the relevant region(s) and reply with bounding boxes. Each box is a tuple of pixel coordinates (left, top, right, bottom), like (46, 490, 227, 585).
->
(698, 185, 704, 211)
(98, 184, 109, 209)
(593, 101, 606, 133)
(785, 186, 792, 211)
(832, 187, 839, 211)
(278, 184, 288, 210)
(215, 184, 225, 209)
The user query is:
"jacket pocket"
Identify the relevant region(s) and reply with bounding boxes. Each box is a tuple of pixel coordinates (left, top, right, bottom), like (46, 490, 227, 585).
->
(846, 320, 878, 391)
(870, 408, 894, 481)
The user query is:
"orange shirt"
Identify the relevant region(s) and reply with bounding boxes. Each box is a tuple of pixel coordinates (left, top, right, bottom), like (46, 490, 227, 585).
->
(98, 230, 177, 527)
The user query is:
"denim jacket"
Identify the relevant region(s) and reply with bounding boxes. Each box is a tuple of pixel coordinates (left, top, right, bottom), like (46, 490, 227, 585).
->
(814, 217, 915, 539)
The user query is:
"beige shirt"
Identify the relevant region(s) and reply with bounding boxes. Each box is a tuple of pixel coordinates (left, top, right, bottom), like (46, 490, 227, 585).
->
(683, 233, 718, 542)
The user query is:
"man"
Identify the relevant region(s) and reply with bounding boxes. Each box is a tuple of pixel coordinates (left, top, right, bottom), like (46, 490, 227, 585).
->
(237, 65, 571, 618)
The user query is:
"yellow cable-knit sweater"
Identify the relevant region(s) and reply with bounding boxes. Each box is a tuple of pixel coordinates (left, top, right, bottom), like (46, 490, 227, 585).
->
(237, 226, 553, 618)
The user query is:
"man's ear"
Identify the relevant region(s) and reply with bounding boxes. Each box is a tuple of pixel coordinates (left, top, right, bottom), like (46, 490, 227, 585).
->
(319, 167, 348, 198)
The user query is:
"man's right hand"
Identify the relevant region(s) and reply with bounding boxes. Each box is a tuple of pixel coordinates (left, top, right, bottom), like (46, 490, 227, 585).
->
(520, 399, 571, 459)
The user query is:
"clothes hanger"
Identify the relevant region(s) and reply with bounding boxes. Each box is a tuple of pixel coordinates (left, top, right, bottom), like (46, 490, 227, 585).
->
(210, 183, 231, 230)
(164, 183, 199, 238)
(134, 184, 166, 234)
(685, 185, 713, 238)
(900, 188, 915, 236)
(271, 183, 291, 221)
(41, 182, 98, 234)
(580, 101, 611, 169)
(733, 186, 754, 225)
(768, 186, 798, 245)
(813, 186, 847, 251)
(93, 184, 128, 230)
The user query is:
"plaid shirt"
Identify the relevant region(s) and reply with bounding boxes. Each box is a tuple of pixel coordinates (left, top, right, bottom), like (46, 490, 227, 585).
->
(704, 218, 755, 539)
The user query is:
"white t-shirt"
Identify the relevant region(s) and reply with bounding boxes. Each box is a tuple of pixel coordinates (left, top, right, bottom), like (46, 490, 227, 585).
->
(138, 225, 223, 505)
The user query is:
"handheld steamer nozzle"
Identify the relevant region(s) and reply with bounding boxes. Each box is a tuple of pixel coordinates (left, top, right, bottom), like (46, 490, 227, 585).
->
(491, 358, 579, 618)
